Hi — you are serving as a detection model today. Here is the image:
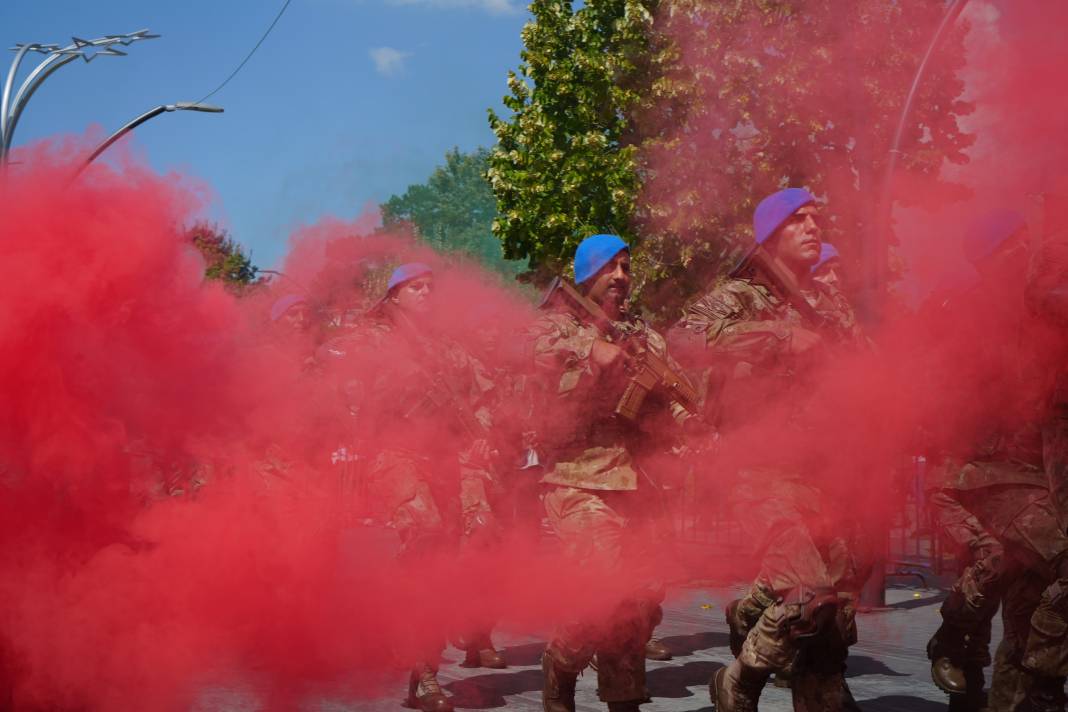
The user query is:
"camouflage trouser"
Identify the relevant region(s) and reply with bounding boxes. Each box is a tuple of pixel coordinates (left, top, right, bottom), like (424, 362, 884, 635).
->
(542, 485, 663, 703)
(987, 572, 1048, 711)
(931, 485, 1068, 700)
(728, 471, 864, 679)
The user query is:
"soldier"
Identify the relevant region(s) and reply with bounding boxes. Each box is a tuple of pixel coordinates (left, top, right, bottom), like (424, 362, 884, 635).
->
(925, 209, 1068, 712)
(319, 263, 506, 712)
(673, 188, 867, 712)
(530, 234, 697, 712)
(811, 243, 841, 289)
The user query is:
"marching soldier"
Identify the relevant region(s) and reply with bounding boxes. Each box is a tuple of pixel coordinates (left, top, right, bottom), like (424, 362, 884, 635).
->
(319, 263, 506, 712)
(925, 209, 1068, 712)
(530, 234, 699, 712)
(673, 188, 867, 712)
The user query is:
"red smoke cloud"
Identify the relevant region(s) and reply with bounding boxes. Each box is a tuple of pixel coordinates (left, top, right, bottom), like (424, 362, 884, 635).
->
(2, 1, 1066, 705)
(0, 145, 670, 710)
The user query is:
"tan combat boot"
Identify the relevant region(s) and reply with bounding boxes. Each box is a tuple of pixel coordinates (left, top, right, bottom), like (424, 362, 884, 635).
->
(462, 632, 507, 669)
(407, 665, 454, 712)
(710, 661, 767, 712)
(644, 638, 672, 661)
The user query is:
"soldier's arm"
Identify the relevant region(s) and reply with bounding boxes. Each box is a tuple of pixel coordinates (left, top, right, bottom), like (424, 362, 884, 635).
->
(682, 288, 818, 367)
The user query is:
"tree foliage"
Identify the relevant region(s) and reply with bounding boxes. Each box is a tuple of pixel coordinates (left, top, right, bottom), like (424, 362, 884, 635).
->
(634, 0, 974, 315)
(186, 222, 259, 289)
(487, 0, 658, 280)
(382, 147, 525, 277)
(489, 0, 973, 315)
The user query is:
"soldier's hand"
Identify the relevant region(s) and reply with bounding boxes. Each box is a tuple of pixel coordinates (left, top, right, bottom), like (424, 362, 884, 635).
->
(788, 327, 824, 355)
(591, 338, 627, 371)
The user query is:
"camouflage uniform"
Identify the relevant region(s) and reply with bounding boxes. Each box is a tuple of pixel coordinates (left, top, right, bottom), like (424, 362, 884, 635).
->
(674, 275, 867, 709)
(926, 259, 1068, 712)
(318, 312, 503, 690)
(530, 308, 691, 707)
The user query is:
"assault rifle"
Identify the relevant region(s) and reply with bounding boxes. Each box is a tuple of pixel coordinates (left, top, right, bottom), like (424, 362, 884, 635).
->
(541, 276, 701, 421)
(730, 243, 829, 331)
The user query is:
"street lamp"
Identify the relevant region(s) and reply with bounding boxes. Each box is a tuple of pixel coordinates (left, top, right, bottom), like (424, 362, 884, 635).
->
(1, 29, 159, 164)
(867, 0, 972, 317)
(80, 101, 224, 169)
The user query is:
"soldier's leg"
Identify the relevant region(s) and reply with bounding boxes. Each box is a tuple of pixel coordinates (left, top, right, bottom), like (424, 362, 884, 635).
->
(970, 488, 1068, 711)
(375, 456, 455, 712)
(644, 603, 673, 661)
(712, 597, 803, 712)
(542, 486, 641, 712)
(713, 477, 834, 711)
(988, 571, 1045, 712)
(596, 597, 656, 710)
(1018, 570, 1068, 711)
(455, 460, 508, 669)
(928, 490, 1006, 696)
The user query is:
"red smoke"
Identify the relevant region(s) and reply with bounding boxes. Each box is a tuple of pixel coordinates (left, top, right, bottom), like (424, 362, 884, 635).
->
(0, 142, 682, 710)
(2, 1, 1067, 706)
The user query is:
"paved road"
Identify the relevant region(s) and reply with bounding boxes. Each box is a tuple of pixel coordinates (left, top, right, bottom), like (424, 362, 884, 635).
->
(314, 585, 981, 712)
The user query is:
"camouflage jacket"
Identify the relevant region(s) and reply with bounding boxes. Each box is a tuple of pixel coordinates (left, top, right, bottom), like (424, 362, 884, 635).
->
(672, 275, 863, 431)
(529, 309, 690, 491)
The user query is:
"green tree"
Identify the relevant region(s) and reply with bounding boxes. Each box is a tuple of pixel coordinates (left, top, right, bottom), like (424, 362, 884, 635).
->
(487, 0, 659, 281)
(489, 0, 973, 315)
(382, 147, 525, 277)
(186, 222, 259, 289)
(633, 0, 974, 315)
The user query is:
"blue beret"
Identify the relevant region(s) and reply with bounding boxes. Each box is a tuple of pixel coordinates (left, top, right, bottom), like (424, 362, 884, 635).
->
(270, 294, 307, 322)
(963, 209, 1027, 264)
(574, 234, 629, 284)
(387, 262, 433, 291)
(753, 188, 816, 244)
(813, 242, 840, 270)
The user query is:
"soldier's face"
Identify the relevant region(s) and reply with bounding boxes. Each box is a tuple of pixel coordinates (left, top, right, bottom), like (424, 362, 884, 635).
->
(585, 251, 631, 316)
(282, 303, 310, 331)
(391, 276, 434, 315)
(812, 259, 840, 288)
(772, 205, 822, 270)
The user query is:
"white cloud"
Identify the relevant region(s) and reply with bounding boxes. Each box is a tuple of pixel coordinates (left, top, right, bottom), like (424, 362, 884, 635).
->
(386, 0, 519, 16)
(369, 47, 412, 77)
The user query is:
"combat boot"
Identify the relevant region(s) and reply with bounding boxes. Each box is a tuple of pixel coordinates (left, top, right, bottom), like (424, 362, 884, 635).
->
(644, 638, 672, 661)
(406, 665, 453, 712)
(542, 652, 579, 712)
(928, 623, 970, 694)
(946, 664, 986, 712)
(710, 661, 768, 712)
(462, 633, 507, 669)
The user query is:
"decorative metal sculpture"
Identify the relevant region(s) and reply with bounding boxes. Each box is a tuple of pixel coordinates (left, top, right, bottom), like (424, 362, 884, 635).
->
(1, 29, 160, 163)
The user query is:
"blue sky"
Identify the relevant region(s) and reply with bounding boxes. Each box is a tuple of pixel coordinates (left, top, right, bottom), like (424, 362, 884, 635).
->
(2, 0, 529, 267)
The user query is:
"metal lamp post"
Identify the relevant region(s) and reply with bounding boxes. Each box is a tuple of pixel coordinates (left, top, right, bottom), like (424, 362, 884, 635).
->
(1, 29, 159, 164)
(80, 101, 224, 169)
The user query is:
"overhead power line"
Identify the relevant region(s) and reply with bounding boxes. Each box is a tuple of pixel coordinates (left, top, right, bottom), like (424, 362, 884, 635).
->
(196, 0, 293, 104)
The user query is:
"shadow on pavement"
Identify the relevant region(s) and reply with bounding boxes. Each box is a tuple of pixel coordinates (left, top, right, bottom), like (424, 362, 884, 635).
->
(657, 631, 730, 657)
(860, 694, 947, 711)
(646, 660, 721, 700)
(846, 654, 910, 678)
(886, 592, 947, 610)
(444, 669, 543, 709)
